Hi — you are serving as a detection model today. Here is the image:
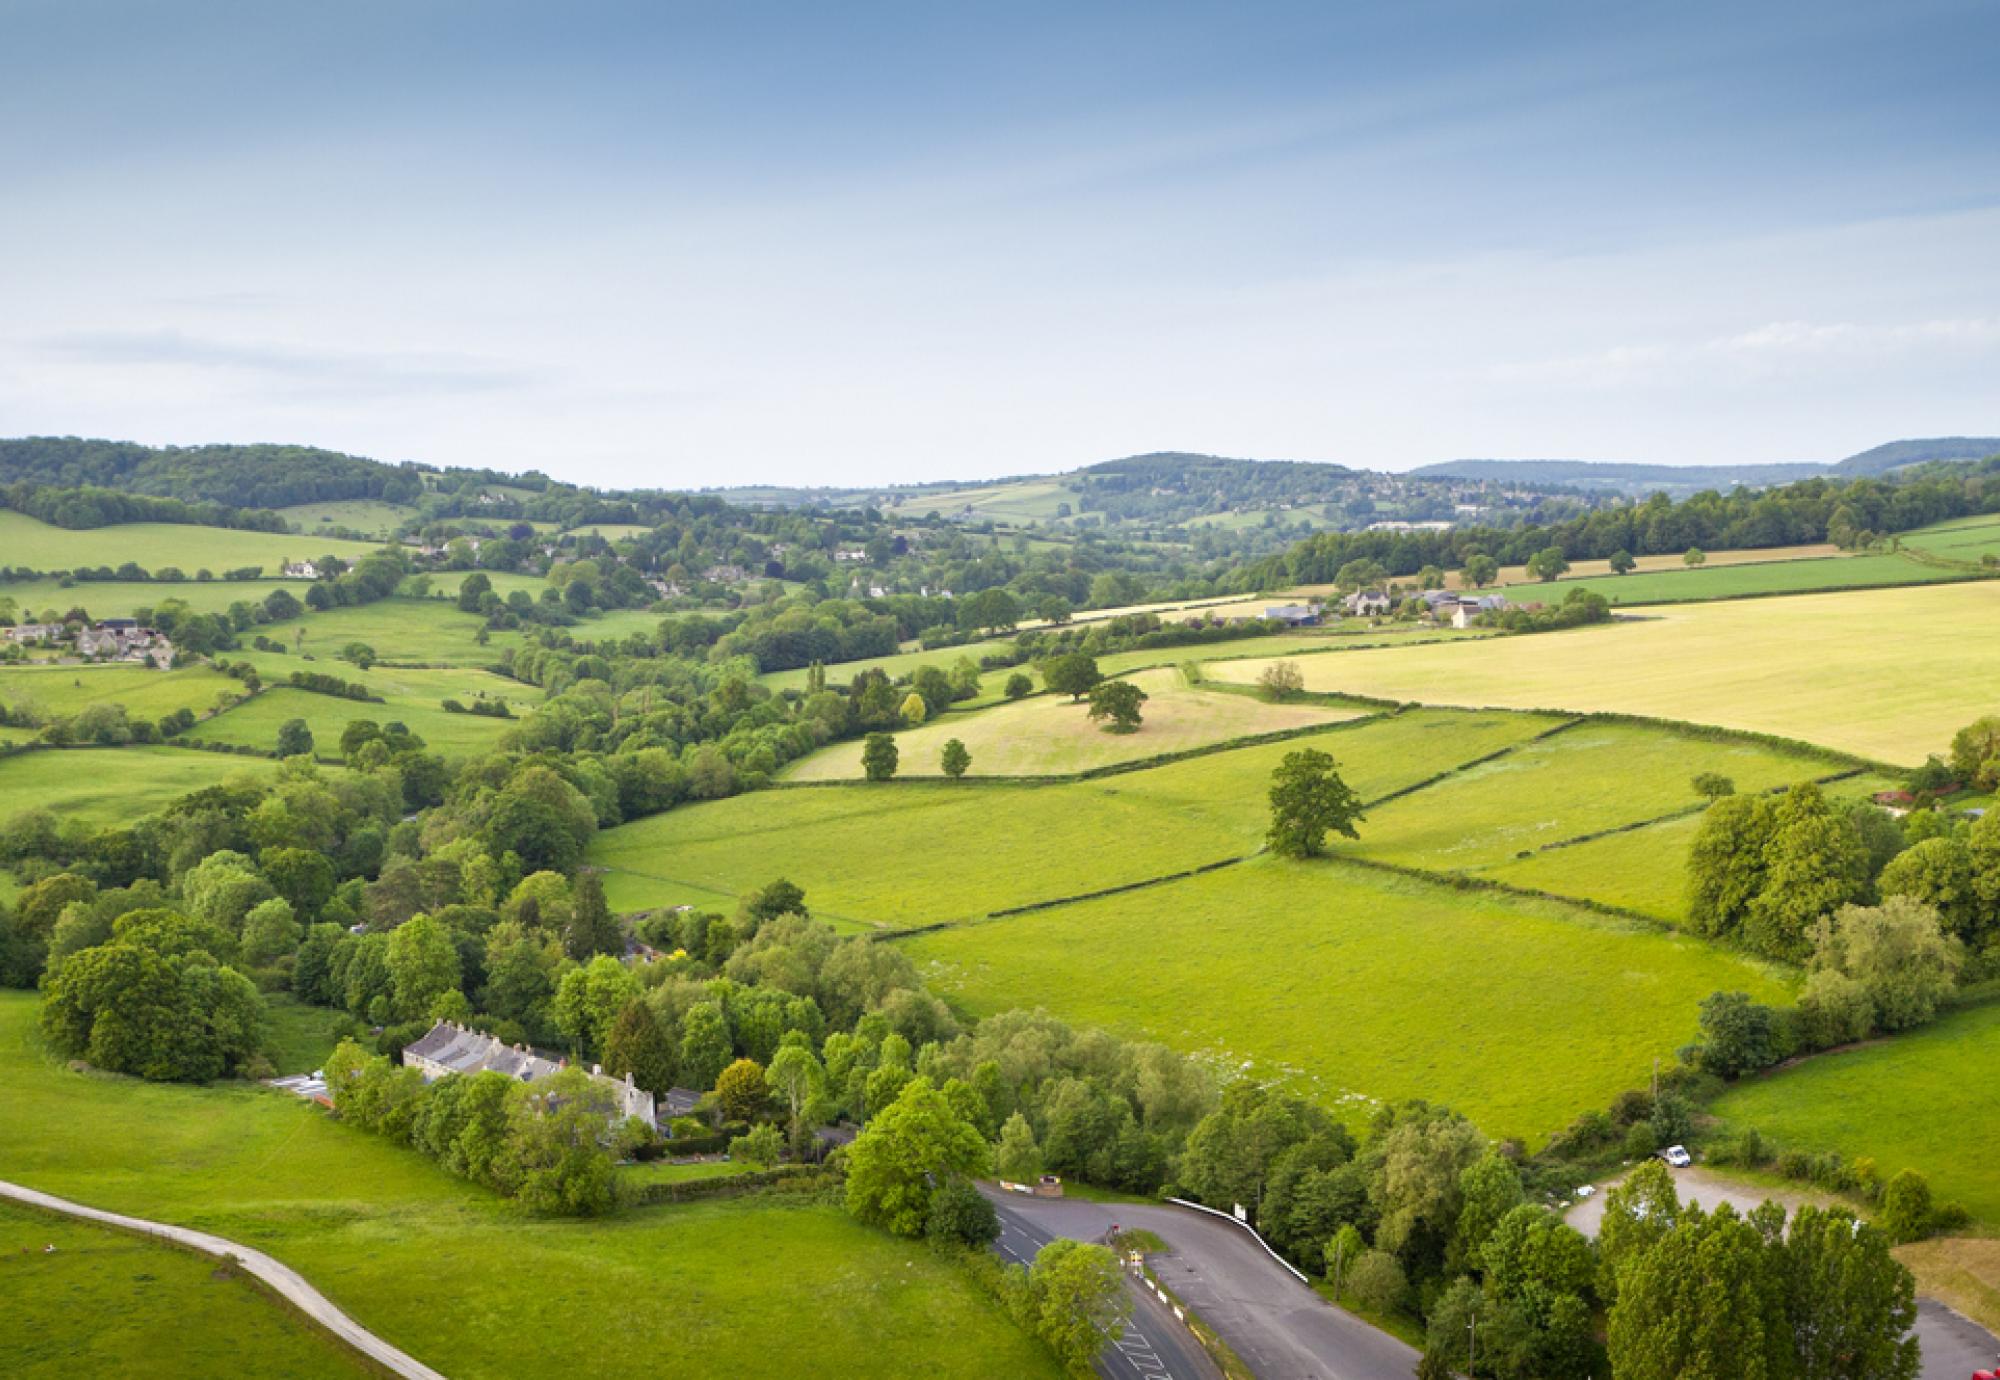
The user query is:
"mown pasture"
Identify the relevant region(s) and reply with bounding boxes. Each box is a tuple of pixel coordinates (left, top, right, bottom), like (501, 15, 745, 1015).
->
(1475, 541, 1842, 590)
(1505, 551, 1966, 607)
(0, 662, 241, 722)
(1899, 512, 2000, 562)
(1204, 581, 2000, 765)
(273, 499, 421, 538)
(1711, 1000, 2000, 1229)
(782, 667, 1369, 780)
(0, 511, 389, 574)
(0, 748, 281, 829)
(188, 686, 514, 760)
(255, 599, 521, 666)
(0, 994, 1062, 1380)
(1, 1198, 367, 1379)
(1347, 723, 1838, 872)
(593, 708, 1561, 927)
(1, 577, 312, 620)
(902, 856, 1791, 1142)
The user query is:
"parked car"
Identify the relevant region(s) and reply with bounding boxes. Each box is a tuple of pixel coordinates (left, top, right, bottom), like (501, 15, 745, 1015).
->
(1658, 1145, 1693, 1169)
(1574, 1184, 1597, 1198)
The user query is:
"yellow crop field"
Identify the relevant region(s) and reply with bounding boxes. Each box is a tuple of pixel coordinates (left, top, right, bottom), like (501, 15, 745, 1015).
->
(781, 667, 1367, 780)
(1205, 582, 2000, 765)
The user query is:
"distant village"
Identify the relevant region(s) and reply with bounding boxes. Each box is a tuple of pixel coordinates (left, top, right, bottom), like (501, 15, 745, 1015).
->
(3, 617, 176, 667)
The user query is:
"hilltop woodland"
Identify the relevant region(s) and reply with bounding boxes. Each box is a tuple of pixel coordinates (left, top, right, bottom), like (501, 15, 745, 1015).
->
(3, 441, 1999, 1376)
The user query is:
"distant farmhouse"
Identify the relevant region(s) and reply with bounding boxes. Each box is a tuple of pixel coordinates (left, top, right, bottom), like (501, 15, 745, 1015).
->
(282, 560, 320, 579)
(1343, 589, 1393, 617)
(401, 1020, 657, 1126)
(5, 619, 175, 667)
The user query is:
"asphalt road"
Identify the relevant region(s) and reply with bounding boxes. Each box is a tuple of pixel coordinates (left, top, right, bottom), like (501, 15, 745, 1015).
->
(991, 1190, 1222, 1380)
(1566, 1166, 1999, 1380)
(0, 1178, 446, 1380)
(984, 1188, 1419, 1380)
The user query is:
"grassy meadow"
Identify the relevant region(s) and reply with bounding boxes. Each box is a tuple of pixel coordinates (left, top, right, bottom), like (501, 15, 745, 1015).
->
(0, 994, 1062, 1380)
(0, 663, 242, 721)
(189, 653, 533, 759)
(1348, 723, 1834, 872)
(273, 499, 421, 538)
(903, 856, 1791, 1141)
(782, 667, 1369, 780)
(1712, 1000, 2000, 1229)
(2, 577, 312, 621)
(1899, 512, 2000, 562)
(0, 1198, 369, 1379)
(1204, 581, 2000, 765)
(593, 708, 1560, 927)
(0, 748, 281, 829)
(0, 511, 389, 574)
(256, 599, 521, 666)
(1506, 551, 1965, 607)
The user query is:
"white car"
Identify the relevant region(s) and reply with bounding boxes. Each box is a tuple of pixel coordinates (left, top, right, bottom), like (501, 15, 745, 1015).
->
(1574, 1184, 1597, 1198)
(1658, 1145, 1693, 1169)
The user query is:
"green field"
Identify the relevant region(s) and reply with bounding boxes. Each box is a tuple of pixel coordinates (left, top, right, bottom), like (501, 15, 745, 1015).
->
(1480, 813, 1707, 921)
(0, 663, 242, 722)
(562, 522, 655, 540)
(904, 857, 1790, 1142)
(594, 709, 1562, 927)
(1348, 723, 1834, 872)
(1712, 1001, 2000, 1228)
(783, 667, 1368, 780)
(0, 748, 280, 829)
(1513, 552, 1968, 607)
(1205, 581, 2000, 765)
(0, 994, 1061, 1380)
(273, 499, 421, 538)
(0, 1198, 368, 1379)
(0, 511, 389, 575)
(1, 578, 315, 621)
(565, 607, 667, 643)
(256, 599, 521, 666)
(1901, 513, 2000, 563)
(189, 654, 532, 759)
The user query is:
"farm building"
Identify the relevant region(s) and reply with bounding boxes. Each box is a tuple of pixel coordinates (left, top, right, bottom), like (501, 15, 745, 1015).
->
(1344, 590, 1393, 617)
(401, 1020, 656, 1125)
(1262, 603, 1321, 627)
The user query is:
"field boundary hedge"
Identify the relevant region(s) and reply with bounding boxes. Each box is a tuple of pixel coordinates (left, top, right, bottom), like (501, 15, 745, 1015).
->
(1522, 767, 1868, 859)
(1359, 716, 1583, 811)
(886, 852, 1261, 940)
(1587, 559, 1998, 610)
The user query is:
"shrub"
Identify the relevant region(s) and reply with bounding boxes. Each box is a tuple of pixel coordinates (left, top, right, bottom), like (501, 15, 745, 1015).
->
(1879, 1170, 1935, 1244)
(1348, 1249, 1408, 1315)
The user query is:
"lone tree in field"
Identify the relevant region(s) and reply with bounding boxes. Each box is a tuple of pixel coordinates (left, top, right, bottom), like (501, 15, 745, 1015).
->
(1258, 660, 1305, 702)
(1684, 546, 1707, 567)
(861, 732, 899, 781)
(1462, 553, 1499, 588)
(940, 738, 971, 779)
(1004, 671, 1033, 701)
(1086, 679, 1147, 733)
(1692, 772, 1735, 800)
(276, 717, 314, 758)
(1042, 652, 1102, 702)
(1526, 545, 1570, 581)
(1609, 549, 1636, 574)
(1267, 748, 1364, 857)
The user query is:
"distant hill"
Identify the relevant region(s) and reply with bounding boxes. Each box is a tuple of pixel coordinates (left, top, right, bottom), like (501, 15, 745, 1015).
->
(1406, 459, 1825, 492)
(1829, 437, 2000, 475)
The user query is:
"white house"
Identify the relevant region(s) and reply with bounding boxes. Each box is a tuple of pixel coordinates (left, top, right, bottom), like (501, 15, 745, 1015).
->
(282, 560, 320, 579)
(1343, 589, 1393, 617)
(400, 1020, 656, 1126)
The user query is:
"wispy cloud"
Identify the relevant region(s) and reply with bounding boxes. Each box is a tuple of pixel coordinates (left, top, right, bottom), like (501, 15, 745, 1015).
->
(38, 329, 535, 400)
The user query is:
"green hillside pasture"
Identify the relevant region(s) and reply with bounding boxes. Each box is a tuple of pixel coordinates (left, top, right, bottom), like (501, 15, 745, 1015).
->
(256, 599, 520, 665)
(187, 686, 514, 760)
(904, 858, 1790, 1142)
(1350, 723, 1834, 873)
(782, 666, 1369, 780)
(0, 511, 389, 575)
(1203, 582, 2000, 766)
(1505, 552, 1967, 607)
(565, 606, 666, 644)
(0, 994, 1062, 1380)
(562, 522, 655, 540)
(1, 577, 313, 621)
(592, 709, 1562, 927)
(0, 663, 242, 722)
(1479, 772, 1902, 923)
(1, 1198, 367, 1380)
(273, 499, 421, 538)
(0, 748, 279, 829)
(1712, 1001, 2000, 1228)
(1900, 513, 2000, 563)
(896, 478, 1073, 524)
(1477, 542, 1840, 591)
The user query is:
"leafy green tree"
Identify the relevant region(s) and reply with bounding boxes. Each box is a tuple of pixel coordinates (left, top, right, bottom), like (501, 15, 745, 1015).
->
(1745, 784, 1870, 960)
(479, 920, 566, 1032)
(1692, 772, 1735, 800)
(239, 897, 301, 968)
(260, 847, 335, 920)
(861, 732, 899, 782)
(1085, 678, 1147, 733)
(1041, 653, 1102, 702)
(995, 1111, 1043, 1183)
(1349, 1249, 1408, 1313)
(731, 1122, 785, 1168)
(1597, 1159, 1680, 1301)
(1809, 897, 1963, 1031)
(1452, 1152, 1525, 1268)
(1684, 547, 1707, 567)
(899, 692, 928, 727)
(1779, 1206, 1919, 1380)
(1691, 989, 1789, 1077)
(493, 1068, 617, 1215)
(1948, 715, 2000, 791)
(1266, 748, 1365, 858)
(1027, 1239, 1130, 1374)
(844, 1077, 988, 1237)
(1608, 1203, 1784, 1380)
(715, 1057, 769, 1120)
(1258, 660, 1305, 701)
(1004, 671, 1033, 700)
(940, 738, 971, 780)
(551, 954, 641, 1058)
(1526, 546, 1570, 581)
(1876, 840, 1982, 942)
(275, 717, 314, 758)
(678, 1002, 733, 1091)
(1878, 1170, 1934, 1244)
(602, 999, 676, 1094)
(766, 1041, 827, 1139)
(385, 913, 461, 1021)
(926, 1178, 999, 1246)
(563, 870, 622, 961)
(1463, 554, 1499, 588)
(1609, 549, 1636, 574)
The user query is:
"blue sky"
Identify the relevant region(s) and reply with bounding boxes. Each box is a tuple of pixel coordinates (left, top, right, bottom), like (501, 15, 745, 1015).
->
(2, 0, 1995, 486)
